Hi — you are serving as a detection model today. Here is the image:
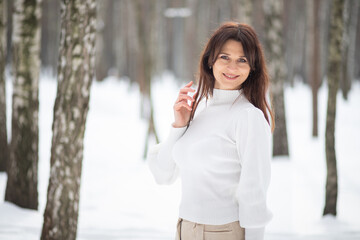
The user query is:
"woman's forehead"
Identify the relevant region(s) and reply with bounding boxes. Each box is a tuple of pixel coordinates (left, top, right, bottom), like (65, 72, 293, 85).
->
(219, 40, 245, 55)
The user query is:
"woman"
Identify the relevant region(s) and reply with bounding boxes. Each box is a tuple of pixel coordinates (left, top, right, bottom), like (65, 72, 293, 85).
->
(148, 22, 274, 240)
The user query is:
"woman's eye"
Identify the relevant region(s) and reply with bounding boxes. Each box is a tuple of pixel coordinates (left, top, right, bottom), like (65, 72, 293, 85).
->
(238, 58, 247, 63)
(220, 55, 229, 60)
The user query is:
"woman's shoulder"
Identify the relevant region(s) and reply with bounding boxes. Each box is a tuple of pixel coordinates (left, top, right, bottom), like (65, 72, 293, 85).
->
(232, 99, 269, 129)
(232, 97, 262, 115)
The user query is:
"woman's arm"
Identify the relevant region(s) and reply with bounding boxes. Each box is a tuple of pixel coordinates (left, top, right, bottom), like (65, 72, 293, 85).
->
(148, 81, 196, 185)
(235, 107, 273, 239)
(147, 126, 186, 184)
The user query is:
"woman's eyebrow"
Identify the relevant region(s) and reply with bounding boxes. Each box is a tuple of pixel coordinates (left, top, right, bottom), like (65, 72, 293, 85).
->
(219, 52, 247, 58)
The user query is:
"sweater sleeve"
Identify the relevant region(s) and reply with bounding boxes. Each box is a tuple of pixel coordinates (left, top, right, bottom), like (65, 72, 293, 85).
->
(147, 125, 186, 185)
(235, 108, 273, 232)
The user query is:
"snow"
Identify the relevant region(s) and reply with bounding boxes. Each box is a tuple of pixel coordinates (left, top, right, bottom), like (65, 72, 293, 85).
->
(1, 72, 360, 240)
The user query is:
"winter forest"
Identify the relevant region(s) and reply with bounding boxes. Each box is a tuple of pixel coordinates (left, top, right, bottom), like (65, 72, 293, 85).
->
(0, 0, 359, 239)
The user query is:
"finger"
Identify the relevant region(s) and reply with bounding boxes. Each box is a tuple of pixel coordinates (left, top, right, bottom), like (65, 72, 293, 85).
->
(179, 87, 196, 94)
(174, 102, 192, 111)
(185, 81, 193, 87)
(176, 94, 194, 103)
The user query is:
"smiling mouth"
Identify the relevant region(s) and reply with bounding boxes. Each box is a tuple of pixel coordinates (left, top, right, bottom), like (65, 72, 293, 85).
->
(223, 73, 239, 79)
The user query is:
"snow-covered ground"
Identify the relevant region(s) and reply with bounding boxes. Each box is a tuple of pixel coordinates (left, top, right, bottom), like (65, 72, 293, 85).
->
(0, 73, 359, 240)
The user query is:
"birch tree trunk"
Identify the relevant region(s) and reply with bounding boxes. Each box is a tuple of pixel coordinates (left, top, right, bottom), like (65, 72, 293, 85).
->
(263, 0, 289, 156)
(0, 0, 7, 172)
(5, 0, 42, 209)
(324, 0, 345, 217)
(41, 0, 96, 239)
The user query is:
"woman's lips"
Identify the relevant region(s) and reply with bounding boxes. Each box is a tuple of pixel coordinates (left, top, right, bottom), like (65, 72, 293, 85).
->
(223, 73, 239, 80)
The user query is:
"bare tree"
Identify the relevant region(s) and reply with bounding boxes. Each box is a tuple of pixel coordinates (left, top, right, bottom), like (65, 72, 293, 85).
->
(340, 0, 359, 99)
(114, 0, 129, 78)
(132, 0, 159, 158)
(41, 0, 96, 239)
(122, 0, 139, 82)
(5, 0, 12, 66)
(320, 0, 331, 82)
(263, 0, 289, 156)
(355, 6, 360, 79)
(5, 0, 42, 210)
(347, 0, 359, 81)
(95, 0, 112, 81)
(283, 0, 297, 86)
(309, 0, 322, 137)
(292, 0, 307, 84)
(0, 0, 7, 172)
(324, 0, 345, 217)
(40, 0, 60, 75)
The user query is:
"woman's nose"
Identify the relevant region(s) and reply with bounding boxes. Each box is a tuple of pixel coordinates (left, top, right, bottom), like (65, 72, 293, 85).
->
(227, 60, 237, 70)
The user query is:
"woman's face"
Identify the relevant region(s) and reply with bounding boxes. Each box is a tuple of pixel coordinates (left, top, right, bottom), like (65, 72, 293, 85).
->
(212, 39, 251, 90)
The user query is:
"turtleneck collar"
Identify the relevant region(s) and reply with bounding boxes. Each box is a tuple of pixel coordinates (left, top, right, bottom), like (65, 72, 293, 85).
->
(207, 88, 244, 105)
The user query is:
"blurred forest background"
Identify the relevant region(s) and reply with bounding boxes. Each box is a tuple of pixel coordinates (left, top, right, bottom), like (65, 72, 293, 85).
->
(0, 0, 359, 239)
(3, 0, 360, 87)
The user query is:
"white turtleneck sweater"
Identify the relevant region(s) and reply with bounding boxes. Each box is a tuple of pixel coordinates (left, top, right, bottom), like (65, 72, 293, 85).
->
(147, 88, 273, 240)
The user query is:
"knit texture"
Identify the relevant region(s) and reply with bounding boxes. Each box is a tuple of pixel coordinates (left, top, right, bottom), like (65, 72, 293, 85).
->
(148, 88, 273, 239)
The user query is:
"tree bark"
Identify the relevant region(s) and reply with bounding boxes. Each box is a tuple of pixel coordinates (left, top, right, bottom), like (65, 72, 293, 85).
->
(5, 0, 42, 210)
(40, 0, 96, 239)
(355, 5, 360, 79)
(320, 0, 331, 83)
(292, 0, 306, 83)
(114, 0, 128, 78)
(263, 0, 289, 157)
(0, 0, 8, 172)
(323, 0, 345, 217)
(283, 0, 296, 86)
(340, 0, 359, 99)
(95, 0, 107, 81)
(340, 0, 351, 99)
(310, 0, 321, 137)
(40, 0, 60, 75)
(5, 0, 12, 65)
(133, 0, 159, 158)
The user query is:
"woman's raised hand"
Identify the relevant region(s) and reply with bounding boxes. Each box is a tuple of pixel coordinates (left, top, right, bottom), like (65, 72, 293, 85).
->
(172, 81, 197, 128)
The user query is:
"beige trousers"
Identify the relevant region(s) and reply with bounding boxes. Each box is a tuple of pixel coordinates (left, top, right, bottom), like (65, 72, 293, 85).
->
(175, 218, 245, 240)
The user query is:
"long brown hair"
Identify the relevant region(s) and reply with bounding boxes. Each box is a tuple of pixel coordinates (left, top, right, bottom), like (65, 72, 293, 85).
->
(189, 22, 275, 132)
